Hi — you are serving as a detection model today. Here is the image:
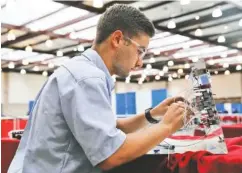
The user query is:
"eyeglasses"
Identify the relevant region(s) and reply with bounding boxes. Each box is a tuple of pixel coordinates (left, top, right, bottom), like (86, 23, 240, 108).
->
(125, 37, 147, 59)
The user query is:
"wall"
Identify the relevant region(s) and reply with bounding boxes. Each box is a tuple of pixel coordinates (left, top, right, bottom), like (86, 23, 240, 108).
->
(115, 81, 167, 93)
(1, 72, 241, 117)
(1, 72, 47, 117)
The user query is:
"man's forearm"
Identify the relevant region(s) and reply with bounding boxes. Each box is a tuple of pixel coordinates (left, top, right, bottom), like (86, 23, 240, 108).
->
(117, 113, 148, 133)
(117, 109, 159, 133)
(98, 122, 171, 170)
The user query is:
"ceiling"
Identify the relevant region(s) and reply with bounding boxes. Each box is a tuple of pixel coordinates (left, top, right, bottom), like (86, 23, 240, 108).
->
(1, 0, 242, 83)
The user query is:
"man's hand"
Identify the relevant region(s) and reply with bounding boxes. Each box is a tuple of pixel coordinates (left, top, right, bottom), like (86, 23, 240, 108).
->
(151, 96, 185, 117)
(161, 102, 186, 134)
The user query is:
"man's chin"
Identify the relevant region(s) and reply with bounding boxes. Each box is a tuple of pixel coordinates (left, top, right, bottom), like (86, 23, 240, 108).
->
(117, 72, 129, 78)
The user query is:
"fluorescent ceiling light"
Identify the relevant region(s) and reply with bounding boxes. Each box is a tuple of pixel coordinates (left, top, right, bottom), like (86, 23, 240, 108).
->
(26, 7, 89, 31)
(195, 16, 200, 20)
(237, 41, 242, 48)
(184, 63, 190, 69)
(146, 64, 152, 69)
(212, 8, 222, 18)
(25, 54, 54, 63)
(1, 0, 64, 26)
(223, 63, 229, 68)
(149, 57, 156, 63)
(168, 60, 174, 67)
(207, 59, 215, 65)
(1, 50, 38, 61)
(33, 66, 40, 71)
(239, 19, 242, 27)
(56, 50, 63, 57)
(168, 76, 173, 82)
(217, 36, 226, 43)
(152, 32, 170, 40)
(195, 29, 203, 36)
(236, 65, 242, 71)
(178, 69, 184, 74)
(7, 31, 16, 41)
(149, 40, 203, 53)
(149, 35, 190, 49)
(155, 75, 161, 80)
(93, 0, 104, 8)
(163, 66, 169, 73)
(212, 55, 242, 64)
(45, 39, 53, 47)
(174, 46, 228, 59)
(224, 70, 230, 75)
(8, 62, 15, 69)
(20, 69, 26, 75)
(159, 71, 164, 76)
(167, 20, 176, 29)
(78, 45, 85, 52)
(180, 0, 191, 5)
(1, 48, 14, 55)
(192, 57, 198, 62)
(25, 46, 33, 52)
(42, 71, 48, 77)
(189, 49, 238, 60)
(75, 26, 96, 40)
(54, 15, 101, 35)
(172, 73, 178, 78)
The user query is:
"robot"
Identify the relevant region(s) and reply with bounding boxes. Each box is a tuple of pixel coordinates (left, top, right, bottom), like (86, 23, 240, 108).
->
(189, 60, 221, 128)
(153, 60, 227, 155)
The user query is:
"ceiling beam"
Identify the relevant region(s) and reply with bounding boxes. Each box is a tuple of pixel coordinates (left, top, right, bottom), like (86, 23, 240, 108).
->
(226, 0, 242, 10)
(153, 2, 226, 24)
(56, 1, 136, 14)
(160, 7, 241, 30)
(1, 16, 92, 46)
(139, 1, 174, 11)
(48, 12, 96, 31)
(154, 24, 241, 51)
(183, 17, 242, 33)
(202, 28, 242, 39)
(21, 6, 68, 26)
(56, 1, 104, 13)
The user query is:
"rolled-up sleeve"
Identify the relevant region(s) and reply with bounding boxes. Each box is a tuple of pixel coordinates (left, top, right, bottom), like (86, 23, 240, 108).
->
(60, 77, 126, 166)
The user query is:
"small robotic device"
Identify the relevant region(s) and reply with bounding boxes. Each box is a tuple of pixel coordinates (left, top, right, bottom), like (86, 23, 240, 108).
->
(152, 60, 228, 155)
(189, 60, 220, 128)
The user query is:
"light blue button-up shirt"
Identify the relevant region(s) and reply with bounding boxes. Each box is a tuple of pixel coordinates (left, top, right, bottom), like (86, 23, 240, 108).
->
(8, 49, 126, 173)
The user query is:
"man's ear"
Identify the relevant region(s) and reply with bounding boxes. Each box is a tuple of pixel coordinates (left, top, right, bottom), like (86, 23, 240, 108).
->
(111, 30, 123, 48)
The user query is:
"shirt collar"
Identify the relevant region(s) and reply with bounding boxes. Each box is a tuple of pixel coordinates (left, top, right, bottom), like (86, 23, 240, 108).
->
(82, 48, 115, 90)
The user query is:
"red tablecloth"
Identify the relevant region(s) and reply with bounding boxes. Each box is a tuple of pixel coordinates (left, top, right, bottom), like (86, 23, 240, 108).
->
(1, 138, 20, 173)
(108, 137, 242, 173)
(159, 137, 242, 173)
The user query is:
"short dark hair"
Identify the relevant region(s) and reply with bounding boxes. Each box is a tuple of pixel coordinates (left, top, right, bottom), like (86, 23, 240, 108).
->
(95, 4, 155, 44)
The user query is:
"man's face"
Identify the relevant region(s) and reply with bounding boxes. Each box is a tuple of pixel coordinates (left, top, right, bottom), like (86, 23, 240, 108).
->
(112, 32, 150, 77)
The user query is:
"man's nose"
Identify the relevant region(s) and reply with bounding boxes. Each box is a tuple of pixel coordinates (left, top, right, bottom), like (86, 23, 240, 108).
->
(135, 57, 143, 69)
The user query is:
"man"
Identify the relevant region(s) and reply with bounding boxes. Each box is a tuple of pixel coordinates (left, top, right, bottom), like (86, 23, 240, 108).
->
(8, 4, 188, 173)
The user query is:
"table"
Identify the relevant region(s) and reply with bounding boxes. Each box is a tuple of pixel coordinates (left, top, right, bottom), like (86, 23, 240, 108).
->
(1, 136, 242, 173)
(107, 137, 242, 173)
(222, 124, 242, 138)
